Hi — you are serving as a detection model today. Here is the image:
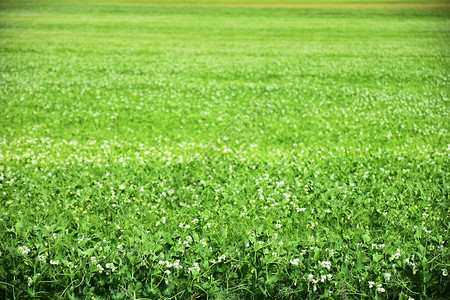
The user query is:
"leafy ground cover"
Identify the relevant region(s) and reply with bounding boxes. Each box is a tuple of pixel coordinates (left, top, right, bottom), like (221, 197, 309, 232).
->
(0, 0, 449, 299)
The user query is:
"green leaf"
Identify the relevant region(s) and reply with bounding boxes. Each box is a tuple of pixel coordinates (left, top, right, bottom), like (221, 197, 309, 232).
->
(165, 236, 174, 246)
(265, 275, 278, 286)
(417, 244, 426, 256)
(362, 233, 371, 244)
(372, 253, 383, 263)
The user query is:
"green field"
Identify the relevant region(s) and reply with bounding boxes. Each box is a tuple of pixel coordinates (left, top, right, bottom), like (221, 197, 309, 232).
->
(1, 0, 449, 299)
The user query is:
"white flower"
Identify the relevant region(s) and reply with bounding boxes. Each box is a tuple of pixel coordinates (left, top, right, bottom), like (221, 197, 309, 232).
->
(50, 259, 59, 265)
(442, 268, 448, 276)
(199, 239, 207, 247)
(376, 284, 385, 293)
(97, 264, 104, 273)
(27, 277, 33, 287)
(390, 248, 401, 261)
(106, 263, 114, 269)
(368, 281, 374, 288)
(318, 260, 331, 270)
(307, 274, 314, 282)
(290, 258, 300, 265)
(18, 246, 30, 255)
(173, 260, 182, 269)
(188, 262, 200, 273)
(38, 253, 47, 262)
(384, 272, 391, 281)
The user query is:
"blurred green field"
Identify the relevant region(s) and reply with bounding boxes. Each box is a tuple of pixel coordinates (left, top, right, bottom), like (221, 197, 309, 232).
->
(0, 0, 449, 299)
(3, 0, 450, 8)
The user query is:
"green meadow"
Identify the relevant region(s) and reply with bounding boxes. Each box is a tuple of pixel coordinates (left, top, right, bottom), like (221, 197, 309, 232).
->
(0, 0, 449, 298)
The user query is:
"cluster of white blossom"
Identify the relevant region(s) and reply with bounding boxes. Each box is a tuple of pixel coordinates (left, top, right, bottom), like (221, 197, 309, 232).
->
(389, 248, 401, 261)
(18, 245, 30, 256)
(404, 255, 417, 274)
(318, 260, 331, 271)
(307, 273, 332, 291)
(187, 262, 200, 273)
(368, 281, 385, 293)
(371, 243, 385, 250)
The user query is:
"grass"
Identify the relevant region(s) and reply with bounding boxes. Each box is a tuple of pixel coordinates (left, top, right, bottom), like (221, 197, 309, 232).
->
(0, 0, 449, 299)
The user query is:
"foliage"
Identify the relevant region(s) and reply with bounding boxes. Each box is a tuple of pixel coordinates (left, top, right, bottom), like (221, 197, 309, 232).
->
(0, 0, 449, 299)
